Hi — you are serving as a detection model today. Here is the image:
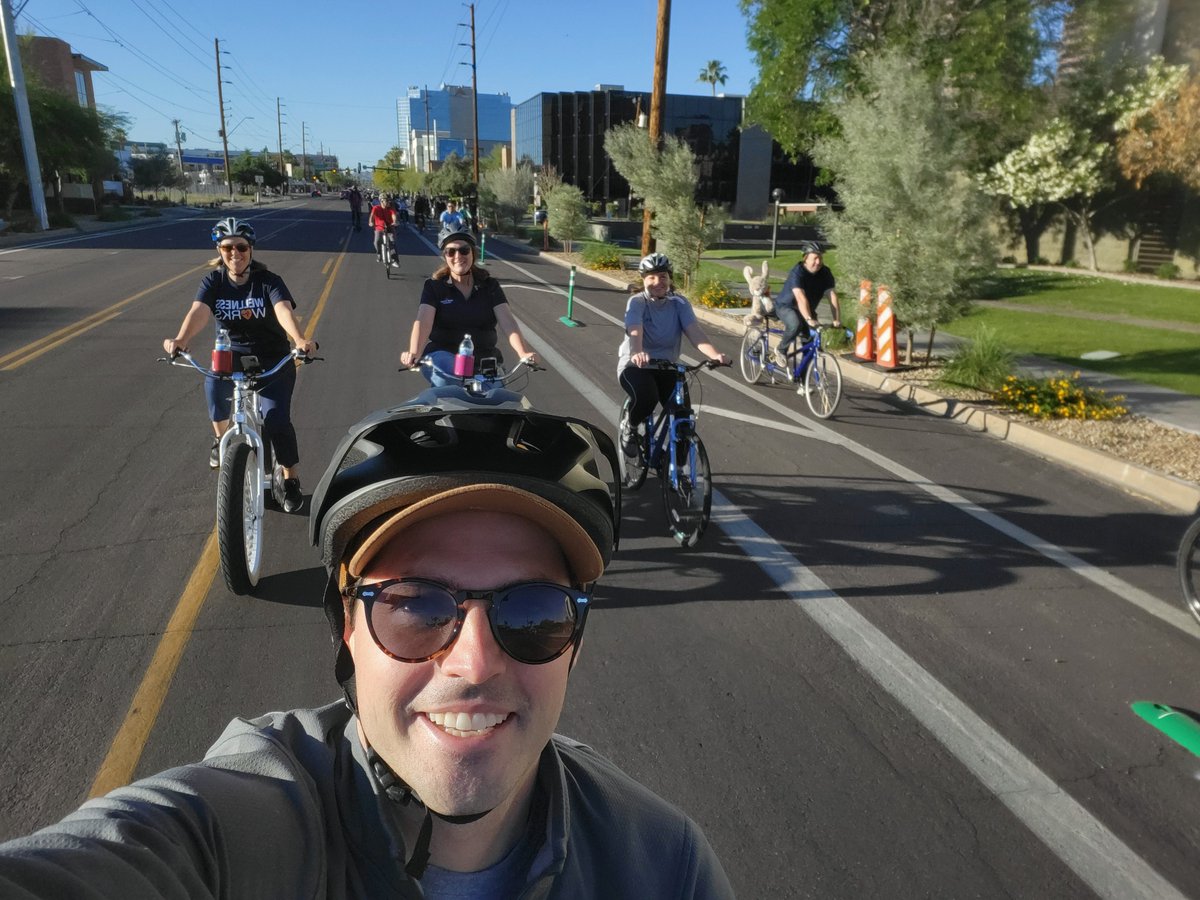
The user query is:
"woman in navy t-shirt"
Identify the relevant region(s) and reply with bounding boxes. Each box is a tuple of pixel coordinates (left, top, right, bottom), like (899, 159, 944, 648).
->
(162, 218, 317, 512)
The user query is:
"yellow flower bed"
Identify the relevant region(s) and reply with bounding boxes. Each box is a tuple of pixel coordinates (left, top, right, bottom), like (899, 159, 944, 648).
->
(997, 372, 1127, 420)
(692, 279, 744, 310)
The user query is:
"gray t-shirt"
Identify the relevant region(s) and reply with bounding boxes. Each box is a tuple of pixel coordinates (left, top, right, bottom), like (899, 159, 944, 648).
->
(617, 290, 698, 374)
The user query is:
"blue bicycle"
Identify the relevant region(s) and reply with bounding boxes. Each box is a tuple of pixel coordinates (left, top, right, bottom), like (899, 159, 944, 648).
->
(618, 359, 726, 547)
(740, 320, 845, 418)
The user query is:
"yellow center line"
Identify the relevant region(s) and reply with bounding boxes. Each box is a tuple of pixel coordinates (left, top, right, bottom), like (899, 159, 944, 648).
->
(0, 264, 210, 371)
(89, 234, 350, 793)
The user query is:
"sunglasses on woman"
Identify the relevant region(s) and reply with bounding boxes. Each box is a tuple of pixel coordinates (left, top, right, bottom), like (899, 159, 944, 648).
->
(443, 245, 472, 257)
(347, 577, 590, 664)
(219, 243, 251, 253)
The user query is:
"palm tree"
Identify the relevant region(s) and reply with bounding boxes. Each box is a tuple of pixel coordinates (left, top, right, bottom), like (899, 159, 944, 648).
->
(697, 60, 728, 97)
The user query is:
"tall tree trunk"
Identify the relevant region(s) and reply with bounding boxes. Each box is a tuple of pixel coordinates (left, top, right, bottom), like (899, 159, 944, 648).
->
(924, 326, 937, 366)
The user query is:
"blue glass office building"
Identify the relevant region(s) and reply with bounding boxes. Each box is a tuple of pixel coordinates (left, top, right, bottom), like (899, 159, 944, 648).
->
(398, 85, 511, 168)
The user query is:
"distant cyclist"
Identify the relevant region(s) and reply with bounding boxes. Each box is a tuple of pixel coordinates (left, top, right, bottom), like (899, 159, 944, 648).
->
(161, 217, 316, 512)
(617, 252, 729, 456)
(439, 199, 465, 231)
(773, 242, 841, 367)
(369, 193, 398, 267)
(346, 185, 363, 231)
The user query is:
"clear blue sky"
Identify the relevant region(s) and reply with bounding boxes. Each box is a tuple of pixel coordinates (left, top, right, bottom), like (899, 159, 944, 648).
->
(16, 0, 760, 169)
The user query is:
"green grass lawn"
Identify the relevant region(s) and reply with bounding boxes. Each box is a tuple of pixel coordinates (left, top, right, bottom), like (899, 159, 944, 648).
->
(977, 268, 1200, 325)
(942, 307, 1200, 395)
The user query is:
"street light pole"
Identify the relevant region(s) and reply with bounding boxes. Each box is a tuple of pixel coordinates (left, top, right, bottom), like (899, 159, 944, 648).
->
(640, 0, 670, 257)
(1, 0, 49, 230)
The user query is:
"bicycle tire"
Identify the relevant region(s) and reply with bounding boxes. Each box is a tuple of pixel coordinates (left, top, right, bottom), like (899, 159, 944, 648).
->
(1179, 516, 1200, 627)
(740, 328, 765, 384)
(804, 351, 843, 419)
(217, 441, 263, 595)
(661, 433, 712, 547)
(618, 399, 649, 490)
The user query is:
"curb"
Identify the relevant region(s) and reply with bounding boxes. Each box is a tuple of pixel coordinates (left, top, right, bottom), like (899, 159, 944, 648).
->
(487, 235, 1200, 514)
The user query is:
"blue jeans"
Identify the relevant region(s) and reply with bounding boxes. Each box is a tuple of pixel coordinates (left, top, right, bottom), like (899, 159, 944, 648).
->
(774, 303, 811, 354)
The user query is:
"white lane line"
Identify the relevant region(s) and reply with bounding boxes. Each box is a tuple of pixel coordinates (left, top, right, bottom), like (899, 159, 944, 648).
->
(491, 248, 1196, 638)
(516, 311, 1190, 900)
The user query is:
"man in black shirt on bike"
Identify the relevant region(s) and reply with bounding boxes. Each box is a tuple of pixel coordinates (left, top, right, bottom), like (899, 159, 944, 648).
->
(774, 243, 842, 367)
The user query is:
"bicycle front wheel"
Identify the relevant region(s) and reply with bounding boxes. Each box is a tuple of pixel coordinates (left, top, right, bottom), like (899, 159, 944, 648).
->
(804, 351, 843, 419)
(618, 399, 648, 490)
(740, 328, 765, 384)
(217, 441, 264, 595)
(662, 433, 712, 547)
(1179, 516, 1200, 626)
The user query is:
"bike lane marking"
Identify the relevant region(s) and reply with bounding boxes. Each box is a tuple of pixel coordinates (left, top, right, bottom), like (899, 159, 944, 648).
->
(489, 249, 1196, 639)
(88, 229, 351, 794)
(516, 314, 1190, 900)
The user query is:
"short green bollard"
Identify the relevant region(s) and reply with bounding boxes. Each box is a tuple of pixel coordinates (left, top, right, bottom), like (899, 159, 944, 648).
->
(559, 265, 579, 327)
(479, 229, 486, 263)
(1131, 701, 1200, 758)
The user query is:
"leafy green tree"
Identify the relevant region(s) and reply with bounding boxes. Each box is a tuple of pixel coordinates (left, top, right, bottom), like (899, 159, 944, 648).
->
(373, 146, 407, 194)
(813, 49, 994, 356)
(697, 60, 727, 97)
(425, 152, 475, 199)
(131, 153, 185, 199)
(479, 165, 534, 233)
(229, 152, 284, 193)
(605, 123, 722, 287)
(547, 184, 588, 253)
(739, 0, 1045, 164)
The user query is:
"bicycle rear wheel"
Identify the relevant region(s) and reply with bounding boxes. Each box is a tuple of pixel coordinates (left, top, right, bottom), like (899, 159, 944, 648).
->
(661, 433, 712, 547)
(1179, 516, 1200, 626)
(740, 328, 765, 384)
(618, 399, 648, 490)
(217, 441, 263, 595)
(804, 351, 843, 419)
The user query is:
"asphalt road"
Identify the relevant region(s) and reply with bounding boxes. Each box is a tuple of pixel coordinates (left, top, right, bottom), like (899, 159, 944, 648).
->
(1, 198, 1197, 899)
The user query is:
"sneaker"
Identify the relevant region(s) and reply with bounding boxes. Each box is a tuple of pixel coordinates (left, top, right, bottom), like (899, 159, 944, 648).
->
(390, 259, 399, 268)
(620, 424, 640, 458)
(282, 477, 304, 513)
(209, 439, 220, 469)
(774, 349, 790, 368)
(796, 383, 809, 396)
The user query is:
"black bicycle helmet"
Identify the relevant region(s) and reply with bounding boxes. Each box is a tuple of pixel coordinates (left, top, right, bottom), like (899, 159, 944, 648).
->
(211, 217, 256, 245)
(638, 252, 672, 276)
(800, 241, 823, 256)
(437, 226, 476, 250)
(310, 391, 620, 697)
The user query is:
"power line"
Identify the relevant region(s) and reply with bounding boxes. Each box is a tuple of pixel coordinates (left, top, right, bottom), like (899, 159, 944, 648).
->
(143, 0, 210, 46)
(125, 0, 210, 69)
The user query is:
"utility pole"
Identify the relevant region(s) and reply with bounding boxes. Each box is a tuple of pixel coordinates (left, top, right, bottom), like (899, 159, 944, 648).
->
(641, 0, 671, 256)
(276, 97, 285, 185)
(214, 38, 232, 198)
(1, 0, 49, 230)
(172, 119, 185, 172)
(301, 121, 307, 183)
(467, 3, 480, 185)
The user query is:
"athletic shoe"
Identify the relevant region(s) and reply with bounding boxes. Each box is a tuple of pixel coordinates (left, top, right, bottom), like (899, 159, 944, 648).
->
(796, 383, 809, 396)
(209, 439, 220, 469)
(621, 425, 640, 458)
(774, 349, 789, 368)
(282, 477, 304, 513)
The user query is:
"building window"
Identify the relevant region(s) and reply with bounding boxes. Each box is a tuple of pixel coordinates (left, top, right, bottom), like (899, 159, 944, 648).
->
(75, 71, 87, 107)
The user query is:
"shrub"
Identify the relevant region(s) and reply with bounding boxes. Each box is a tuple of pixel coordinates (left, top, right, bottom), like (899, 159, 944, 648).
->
(582, 242, 623, 270)
(98, 207, 132, 222)
(935, 325, 1015, 391)
(1122, 259, 1139, 273)
(1035, 256, 1051, 265)
(1000, 255, 1018, 265)
(691, 278, 743, 310)
(1063, 259, 1081, 268)
(48, 210, 76, 229)
(997, 372, 1127, 420)
(821, 327, 852, 352)
(1155, 262, 1180, 280)
(140, 208, 162, 218)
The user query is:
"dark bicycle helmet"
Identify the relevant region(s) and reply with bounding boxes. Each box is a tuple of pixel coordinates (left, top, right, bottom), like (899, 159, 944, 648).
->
(309, 392, 620, 696)
(638, 252, 672, 276)
(800, 241, 823, 256)
(211, 217, 256, 245)
(437, 226, 476, 250)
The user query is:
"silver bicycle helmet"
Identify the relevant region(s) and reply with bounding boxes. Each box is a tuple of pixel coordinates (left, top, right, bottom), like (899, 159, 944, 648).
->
(211, 217, 256, 245)
(437, 226, 476, 250)
(638, 252, 672, 276)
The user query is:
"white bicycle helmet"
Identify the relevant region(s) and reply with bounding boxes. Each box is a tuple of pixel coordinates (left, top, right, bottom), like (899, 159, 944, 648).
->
(211, 217, 256, 245)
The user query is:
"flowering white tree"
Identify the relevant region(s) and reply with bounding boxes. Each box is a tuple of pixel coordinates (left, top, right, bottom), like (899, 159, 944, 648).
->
(981, 57, 1186, 269)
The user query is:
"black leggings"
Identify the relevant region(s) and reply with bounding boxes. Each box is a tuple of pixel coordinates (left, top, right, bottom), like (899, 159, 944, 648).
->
(619, 366, 678, 426)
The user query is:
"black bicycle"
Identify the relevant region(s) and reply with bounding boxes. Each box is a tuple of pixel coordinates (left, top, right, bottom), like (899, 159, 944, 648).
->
(1180, 515, 1200, 626)
(618, 359, 727, 547)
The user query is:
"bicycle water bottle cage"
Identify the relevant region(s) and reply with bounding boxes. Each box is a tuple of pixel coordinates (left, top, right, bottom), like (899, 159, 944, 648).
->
(240, 355, 262, 375)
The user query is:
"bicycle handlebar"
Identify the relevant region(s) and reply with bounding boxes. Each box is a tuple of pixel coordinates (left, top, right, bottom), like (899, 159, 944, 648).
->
(398, 354, 544, 384)
(158, 347, 322, 380)
(647, 358, 731, 373)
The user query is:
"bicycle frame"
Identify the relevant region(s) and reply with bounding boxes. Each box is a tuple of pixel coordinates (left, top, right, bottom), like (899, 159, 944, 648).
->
(754, 322, 824, 382)
(642, 365, 698, 491)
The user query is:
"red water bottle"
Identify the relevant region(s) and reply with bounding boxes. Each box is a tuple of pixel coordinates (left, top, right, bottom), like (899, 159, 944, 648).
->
(453, 333, 475, 377)
(211, 328, 233, 375)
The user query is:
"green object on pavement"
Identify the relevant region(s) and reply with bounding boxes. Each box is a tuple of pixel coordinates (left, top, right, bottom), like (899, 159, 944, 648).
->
(1131, 702, 1200, 757)
(560, 265, 578, 327)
